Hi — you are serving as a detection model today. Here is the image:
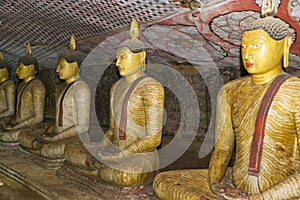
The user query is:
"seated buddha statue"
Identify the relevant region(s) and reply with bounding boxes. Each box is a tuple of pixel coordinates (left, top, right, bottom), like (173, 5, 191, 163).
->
(19, 35, 91, 163)
(0, 52, 16, 123)
(153, 0, 300, 199)
(0, 43, 45, 145)
(62, 18, 165, 187)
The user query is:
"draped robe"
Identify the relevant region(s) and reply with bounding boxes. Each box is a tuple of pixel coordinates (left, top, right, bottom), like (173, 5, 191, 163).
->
(0, 79, 15, 120)
(154, 74, 300, 200)
(64, 75, 164, 186)
(19, 79, 90, 159)
(0, 79, 45, 142)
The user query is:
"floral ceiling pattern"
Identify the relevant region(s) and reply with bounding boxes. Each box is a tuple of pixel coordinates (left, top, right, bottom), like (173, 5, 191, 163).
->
(0, 0, 299, 69)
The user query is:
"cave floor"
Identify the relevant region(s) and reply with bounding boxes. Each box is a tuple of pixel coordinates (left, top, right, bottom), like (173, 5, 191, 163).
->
(0, 150, 157, 200)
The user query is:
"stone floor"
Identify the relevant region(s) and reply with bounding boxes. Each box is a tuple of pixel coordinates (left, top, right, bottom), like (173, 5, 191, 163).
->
(0, 137, 214, 200)
(0, 171, 42, 200)
(0, 150, 159, 200)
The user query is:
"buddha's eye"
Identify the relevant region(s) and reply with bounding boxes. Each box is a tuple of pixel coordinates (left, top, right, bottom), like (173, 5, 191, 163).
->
(250, 43, 263, 48)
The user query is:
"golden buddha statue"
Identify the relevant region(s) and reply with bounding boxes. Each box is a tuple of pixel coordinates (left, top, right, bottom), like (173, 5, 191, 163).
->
(0, 52, 16, 122)
(0, 43, 45, 145)
(19, 36, 91, 163)
(62, 18, 165, 187)
(153, 0, 300, 199)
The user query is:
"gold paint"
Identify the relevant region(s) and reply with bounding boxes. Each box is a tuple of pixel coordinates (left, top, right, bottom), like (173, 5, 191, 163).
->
(98, 57, 164, 186)
(95, 19, 165, 186)
(26, 42, 32, 55)
(69, 34, 76, 51)
(116, 47, 145, 81)
(56, 35, 79, 84)
(16, 63, 36, 83)
(0, 52, 3, 62)
(56, 58, 78, 84)
(130, 17, 139, 39)
(0, 67, 15, 119)
(18, 35, 90, 171)
(241, 30, 291, 84)
(0, 68, 9, 84)
(58, 18, 165, 187)
(0, 42, 45, 144)
(153, 0, 300, 198)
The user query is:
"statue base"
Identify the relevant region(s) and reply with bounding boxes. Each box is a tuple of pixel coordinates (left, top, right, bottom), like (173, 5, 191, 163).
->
(0, 150, 112, 199)
(0, 141, 19, 151)
(57, 163, 160, 200)
(14, 146, 65, 169)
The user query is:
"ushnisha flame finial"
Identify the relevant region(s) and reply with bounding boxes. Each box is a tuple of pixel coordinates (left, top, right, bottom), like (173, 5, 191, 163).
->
(261, 0, 277, 18)
(27, 42, 32, 55)
(70, 34, 76, 51)
(0, 52, 3, 62)
(118, 18, 145, 53)
(58, 35, 82, 67)
(130, 17, 139, 40)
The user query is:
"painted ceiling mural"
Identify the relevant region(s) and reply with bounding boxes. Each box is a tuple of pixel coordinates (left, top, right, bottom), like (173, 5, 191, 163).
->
(0, 0, 299, 69)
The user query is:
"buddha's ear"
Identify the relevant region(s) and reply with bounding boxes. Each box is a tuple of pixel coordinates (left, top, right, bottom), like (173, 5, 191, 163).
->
(71, 62, 79, 75)
(28, 64, 36, 74)
(140, 51, 146, 61)
(3, 68, 9, 77)
(283, 37, 292, 69)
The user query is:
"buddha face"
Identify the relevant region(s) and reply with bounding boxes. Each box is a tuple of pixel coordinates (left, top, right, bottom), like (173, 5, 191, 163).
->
(56, 58, 78, 82)
(0, 67, 8, 81)
(241, 30, 286, 75)
(16, 62, 35, 80)
(116, 47, 145, 77)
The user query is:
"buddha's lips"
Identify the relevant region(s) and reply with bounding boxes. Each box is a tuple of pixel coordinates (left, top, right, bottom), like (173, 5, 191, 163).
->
(246, 63, 254, 67)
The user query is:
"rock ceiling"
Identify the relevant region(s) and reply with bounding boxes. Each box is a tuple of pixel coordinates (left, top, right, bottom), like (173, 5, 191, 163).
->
(0, 0, 300, 70)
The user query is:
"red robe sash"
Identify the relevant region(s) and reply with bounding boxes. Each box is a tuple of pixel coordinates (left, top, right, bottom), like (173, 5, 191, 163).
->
(119, 75, 148, 140)
(249, 73, 291, 176)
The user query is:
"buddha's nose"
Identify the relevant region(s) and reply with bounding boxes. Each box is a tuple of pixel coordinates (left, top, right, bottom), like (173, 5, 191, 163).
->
(116, 59, 120, 66)
(244, 49, 251, 60)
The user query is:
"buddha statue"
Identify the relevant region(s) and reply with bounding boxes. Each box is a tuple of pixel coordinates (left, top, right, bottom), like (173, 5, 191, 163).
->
(153, 0, 300, 199)
(0, 43, 45, 145)
(19, 36, 91, 164)
(62, 18, 165, 187)
(0, 52, 16, 122)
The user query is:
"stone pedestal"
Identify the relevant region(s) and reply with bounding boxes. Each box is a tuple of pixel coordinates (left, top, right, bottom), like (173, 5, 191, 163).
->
(0, 150, 160, 200)
(57, 164, 159, 200)
(14, 147, 65, 170)
(0, 141, 19, 151)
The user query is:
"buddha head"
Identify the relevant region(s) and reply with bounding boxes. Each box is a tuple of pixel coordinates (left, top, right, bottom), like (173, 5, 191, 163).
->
(0, 52, 9, 83)
(16, 42, 38, 82)
(241, 0, 292, 75)
(56, 35, 81, 84)
(116, 18, 146, 77)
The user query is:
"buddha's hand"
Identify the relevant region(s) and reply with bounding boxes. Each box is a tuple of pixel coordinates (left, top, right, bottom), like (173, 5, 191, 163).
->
(210, 182, 250, 200)
(42, 133, 58, 143)
(32, 139, 45, 149)
(248, 193, 264, 200)
(98, 150, 126, 163)
(8, 118, 16, 125)
(4, 123, 15, 130)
